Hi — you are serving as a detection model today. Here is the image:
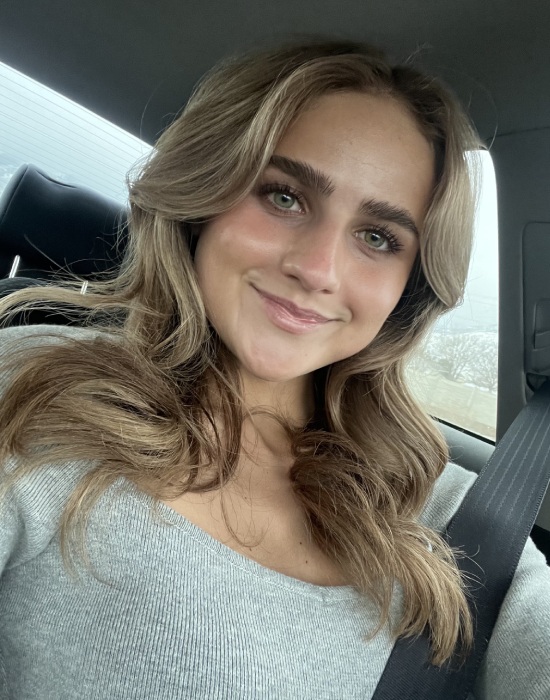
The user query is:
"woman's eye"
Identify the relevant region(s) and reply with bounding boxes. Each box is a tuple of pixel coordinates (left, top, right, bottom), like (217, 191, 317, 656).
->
(269, 191, 300, 211)
(355, 227, 402, 254)
(357, 229, 389, 250)
(256, 182, 305, 214)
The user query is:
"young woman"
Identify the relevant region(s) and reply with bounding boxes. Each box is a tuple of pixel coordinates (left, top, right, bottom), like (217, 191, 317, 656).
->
(0, 40, 548, 699)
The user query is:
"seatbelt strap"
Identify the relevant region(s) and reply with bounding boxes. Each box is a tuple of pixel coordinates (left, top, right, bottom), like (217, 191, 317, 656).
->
(372, 379, 550, 700)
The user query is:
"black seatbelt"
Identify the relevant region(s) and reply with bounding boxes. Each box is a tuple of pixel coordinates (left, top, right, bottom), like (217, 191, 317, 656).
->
(372, 379, 550, 700)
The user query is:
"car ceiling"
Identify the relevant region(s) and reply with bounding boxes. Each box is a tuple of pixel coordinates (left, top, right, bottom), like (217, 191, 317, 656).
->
(1, 0, 549, 145)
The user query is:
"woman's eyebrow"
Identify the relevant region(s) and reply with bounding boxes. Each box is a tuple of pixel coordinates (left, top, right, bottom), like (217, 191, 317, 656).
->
(268, 155, 335, 196)
(268, 155, 419, 237)
(360, 199, 420, 238)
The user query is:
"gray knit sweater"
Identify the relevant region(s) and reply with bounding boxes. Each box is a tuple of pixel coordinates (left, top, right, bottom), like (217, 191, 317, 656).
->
(0, 325, 549, 699)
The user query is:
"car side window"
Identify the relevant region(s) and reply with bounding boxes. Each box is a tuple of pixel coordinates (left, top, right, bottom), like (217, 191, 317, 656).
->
(0, 61, 150, 203)
(407, 151, 499, 441)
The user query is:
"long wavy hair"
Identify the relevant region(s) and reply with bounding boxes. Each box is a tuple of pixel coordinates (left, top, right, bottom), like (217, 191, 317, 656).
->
(0, 39, 481, 665)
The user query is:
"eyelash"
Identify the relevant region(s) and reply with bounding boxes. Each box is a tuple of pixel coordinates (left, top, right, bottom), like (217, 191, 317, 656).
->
(255, 182, 404, 255)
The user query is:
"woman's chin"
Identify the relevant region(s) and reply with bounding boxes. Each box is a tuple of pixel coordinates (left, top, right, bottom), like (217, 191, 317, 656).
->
(236, 356, 313, 386)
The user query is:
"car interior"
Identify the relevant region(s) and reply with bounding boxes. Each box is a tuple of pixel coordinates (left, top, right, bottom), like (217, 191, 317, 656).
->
(0, 0, 549, 684)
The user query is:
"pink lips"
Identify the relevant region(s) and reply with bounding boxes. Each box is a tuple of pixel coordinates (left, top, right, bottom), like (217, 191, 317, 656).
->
(254, 286, 332, 333)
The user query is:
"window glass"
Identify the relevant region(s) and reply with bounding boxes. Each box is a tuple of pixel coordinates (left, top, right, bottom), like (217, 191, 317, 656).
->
(407, 151, 499, 441)
(0, 61, 150, 202)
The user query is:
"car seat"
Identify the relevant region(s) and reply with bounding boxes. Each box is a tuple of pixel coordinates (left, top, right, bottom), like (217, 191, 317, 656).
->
(0, 164, 127, 324)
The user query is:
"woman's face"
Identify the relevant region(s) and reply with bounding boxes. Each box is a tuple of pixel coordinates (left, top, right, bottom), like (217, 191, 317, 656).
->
(194, 92, 434, 386)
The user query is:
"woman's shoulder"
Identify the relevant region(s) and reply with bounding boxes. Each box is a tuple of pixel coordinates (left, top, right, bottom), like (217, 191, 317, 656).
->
(0, 323, 104, 354)
(419, 461, 478, 533)
(0, 325, 110, 571)
(0, 323, 115, 387)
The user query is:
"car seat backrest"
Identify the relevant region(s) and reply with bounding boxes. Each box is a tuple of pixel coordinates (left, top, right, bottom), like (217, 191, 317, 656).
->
(0, 164, 127, 280)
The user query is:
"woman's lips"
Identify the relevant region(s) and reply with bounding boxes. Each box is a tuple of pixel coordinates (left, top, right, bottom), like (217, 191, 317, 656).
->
(254, 286, 333, 333)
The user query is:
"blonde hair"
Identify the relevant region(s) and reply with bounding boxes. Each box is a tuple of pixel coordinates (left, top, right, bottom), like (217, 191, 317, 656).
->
(0, 39, 481, 665)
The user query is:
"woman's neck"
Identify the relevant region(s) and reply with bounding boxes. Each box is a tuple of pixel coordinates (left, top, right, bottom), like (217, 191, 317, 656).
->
(239, 368, 315, 427)
(230, 370, 314, 487)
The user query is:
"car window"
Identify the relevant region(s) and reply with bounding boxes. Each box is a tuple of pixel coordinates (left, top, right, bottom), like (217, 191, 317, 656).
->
(0, 61, 150, 203)
(407, 150, 499, 441)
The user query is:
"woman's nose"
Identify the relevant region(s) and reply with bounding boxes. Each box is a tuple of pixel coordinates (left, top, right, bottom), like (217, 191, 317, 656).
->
(280, 223, 343, 293)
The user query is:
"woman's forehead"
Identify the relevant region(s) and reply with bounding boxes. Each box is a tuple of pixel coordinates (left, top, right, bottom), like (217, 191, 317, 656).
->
(271, 92, 435, 228)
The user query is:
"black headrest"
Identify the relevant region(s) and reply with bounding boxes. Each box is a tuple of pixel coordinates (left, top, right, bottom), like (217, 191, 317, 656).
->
(0, 164, 128, 280)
